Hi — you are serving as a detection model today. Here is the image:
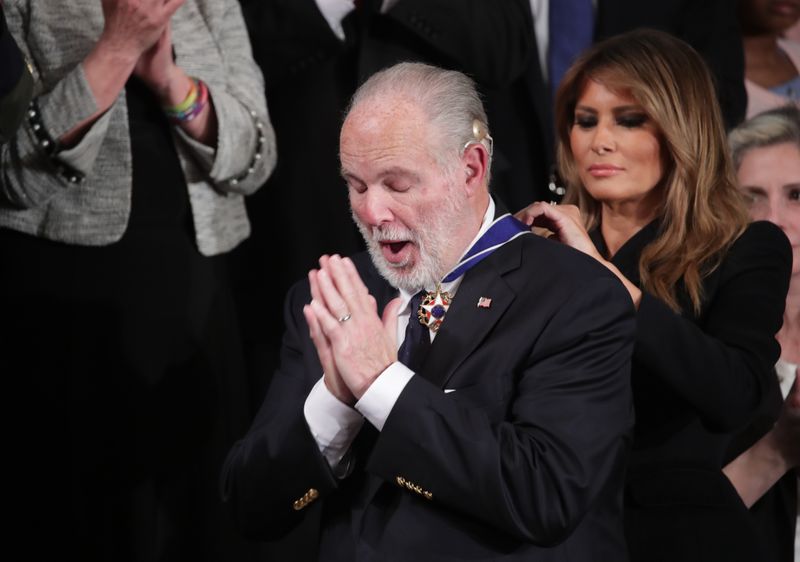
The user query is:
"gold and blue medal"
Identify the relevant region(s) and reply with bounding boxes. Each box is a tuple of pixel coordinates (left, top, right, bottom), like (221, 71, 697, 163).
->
(417, 285, 452, 333)
(413, 213, 531, 334)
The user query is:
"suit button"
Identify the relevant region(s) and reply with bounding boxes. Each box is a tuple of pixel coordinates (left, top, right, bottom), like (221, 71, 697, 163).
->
(292, 487, 320, 511)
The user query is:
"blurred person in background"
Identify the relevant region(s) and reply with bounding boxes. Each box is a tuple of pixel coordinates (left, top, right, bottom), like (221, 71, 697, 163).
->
(739, 0, 800, 117)
(0, 1, 275, 560)
(725, 104, 800, 562)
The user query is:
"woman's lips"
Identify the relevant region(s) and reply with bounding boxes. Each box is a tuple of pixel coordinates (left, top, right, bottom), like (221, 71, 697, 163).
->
(588, 164, 624, 177)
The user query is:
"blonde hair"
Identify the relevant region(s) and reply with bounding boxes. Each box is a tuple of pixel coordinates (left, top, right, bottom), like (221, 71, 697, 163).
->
(729, 105, 800, 169)
(556, 29, 749, 314)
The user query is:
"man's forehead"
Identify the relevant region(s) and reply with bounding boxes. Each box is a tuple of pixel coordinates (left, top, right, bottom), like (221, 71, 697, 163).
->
(342, 95, 430, 144)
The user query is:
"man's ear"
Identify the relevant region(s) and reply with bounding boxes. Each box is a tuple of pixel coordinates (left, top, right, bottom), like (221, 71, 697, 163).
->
(462, 140, 490, 196)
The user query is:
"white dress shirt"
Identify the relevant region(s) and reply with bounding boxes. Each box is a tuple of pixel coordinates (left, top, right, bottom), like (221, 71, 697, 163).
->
(314, 0, 401, 41)
(304, 198, 496, 471)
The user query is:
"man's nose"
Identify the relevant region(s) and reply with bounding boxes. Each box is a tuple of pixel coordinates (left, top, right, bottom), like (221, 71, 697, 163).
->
(355, 187, 394, 226)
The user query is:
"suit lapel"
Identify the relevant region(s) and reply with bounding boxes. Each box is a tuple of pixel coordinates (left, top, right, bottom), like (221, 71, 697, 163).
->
(351, 209, 523, 519)
(419, 236, 522, 389)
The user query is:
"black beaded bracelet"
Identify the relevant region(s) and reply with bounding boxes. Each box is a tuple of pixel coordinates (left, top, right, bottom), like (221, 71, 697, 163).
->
(27, 99, 60, 157)
(27, 99, 85, 185)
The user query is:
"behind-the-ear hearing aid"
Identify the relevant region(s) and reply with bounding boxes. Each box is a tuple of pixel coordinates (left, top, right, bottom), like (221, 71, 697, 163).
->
(462, 119, 494, 158)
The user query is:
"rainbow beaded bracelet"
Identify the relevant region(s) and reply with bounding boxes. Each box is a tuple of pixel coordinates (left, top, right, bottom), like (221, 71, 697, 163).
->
(163, 78, 208, 123)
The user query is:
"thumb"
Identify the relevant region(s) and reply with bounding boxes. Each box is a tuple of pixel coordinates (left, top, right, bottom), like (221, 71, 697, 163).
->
(381, 297, 403, 348)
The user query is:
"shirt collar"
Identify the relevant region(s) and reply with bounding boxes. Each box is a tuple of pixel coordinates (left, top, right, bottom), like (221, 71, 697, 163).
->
(397, 197, 495, 313)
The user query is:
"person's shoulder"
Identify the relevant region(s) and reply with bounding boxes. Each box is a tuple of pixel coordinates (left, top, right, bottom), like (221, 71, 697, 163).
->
(501, 235, 635, 330)
(721, 220, 792, 275)
(517, 232, 617, 278)
(731, 221, 790, 256)
(506, 233, 625, 297)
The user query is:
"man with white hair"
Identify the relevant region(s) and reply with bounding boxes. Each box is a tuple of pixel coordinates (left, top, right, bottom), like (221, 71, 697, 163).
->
(223, 62, 636, 561)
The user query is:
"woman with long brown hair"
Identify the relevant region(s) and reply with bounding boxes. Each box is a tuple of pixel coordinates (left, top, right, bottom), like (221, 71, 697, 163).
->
(517, 29, 792, 561)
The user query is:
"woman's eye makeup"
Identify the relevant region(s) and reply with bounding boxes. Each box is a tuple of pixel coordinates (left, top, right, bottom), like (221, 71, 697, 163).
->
(572, 111, 648, 129)
(616, 113, 648, 128)
(573, 114, 597, 128)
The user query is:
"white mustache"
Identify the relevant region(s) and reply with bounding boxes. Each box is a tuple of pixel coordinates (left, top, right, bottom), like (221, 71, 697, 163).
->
(370, 225, 417, 243)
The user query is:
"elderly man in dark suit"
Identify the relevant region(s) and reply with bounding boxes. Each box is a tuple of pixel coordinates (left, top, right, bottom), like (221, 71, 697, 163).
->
(222, 62, 636, 561)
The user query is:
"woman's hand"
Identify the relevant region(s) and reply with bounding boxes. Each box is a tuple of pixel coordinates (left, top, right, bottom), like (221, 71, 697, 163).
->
(61, 0, 185, 146)
(132, 11, 217, 145)
(133, 23, 181, 96)
(724, 375, 800, 507)
(773, 376, 800, 468)
(515, 201, 643, 308)
(515, 202, 603, 260)
(98, 0, 185, 62)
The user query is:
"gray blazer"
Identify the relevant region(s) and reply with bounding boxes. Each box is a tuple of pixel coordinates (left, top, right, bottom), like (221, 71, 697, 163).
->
(0, 0, 276, 255)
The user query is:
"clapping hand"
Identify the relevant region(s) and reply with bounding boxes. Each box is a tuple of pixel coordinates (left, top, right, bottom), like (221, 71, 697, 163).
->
(99, 0, 185, 63)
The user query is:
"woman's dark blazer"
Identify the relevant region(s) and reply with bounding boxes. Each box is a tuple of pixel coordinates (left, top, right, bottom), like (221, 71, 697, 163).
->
(591, 220, 792, 562)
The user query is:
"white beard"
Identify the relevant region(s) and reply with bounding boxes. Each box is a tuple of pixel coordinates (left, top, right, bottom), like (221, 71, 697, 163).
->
(352, 184, 470, 293)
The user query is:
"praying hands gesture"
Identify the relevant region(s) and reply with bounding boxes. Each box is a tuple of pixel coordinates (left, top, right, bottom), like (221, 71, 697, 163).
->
(303, 255, 402, 405)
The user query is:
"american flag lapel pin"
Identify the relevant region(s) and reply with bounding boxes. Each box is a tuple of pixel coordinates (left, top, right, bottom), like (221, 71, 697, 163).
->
(477, 296, 492, 309)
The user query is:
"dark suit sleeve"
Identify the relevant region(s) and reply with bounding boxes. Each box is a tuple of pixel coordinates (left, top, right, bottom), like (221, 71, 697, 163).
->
(221, 280, 339, 539)
(365, 276, 635, 545)
(633, 221, 791, 431)
(383, 0, 534, 87)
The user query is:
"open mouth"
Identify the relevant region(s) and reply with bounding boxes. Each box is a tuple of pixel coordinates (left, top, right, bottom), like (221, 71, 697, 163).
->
(379, 240, 412, 264)
(387, 241, 408, 253)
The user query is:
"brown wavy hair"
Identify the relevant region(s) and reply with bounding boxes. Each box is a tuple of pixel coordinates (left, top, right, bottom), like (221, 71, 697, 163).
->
(556, 29, 749, 314)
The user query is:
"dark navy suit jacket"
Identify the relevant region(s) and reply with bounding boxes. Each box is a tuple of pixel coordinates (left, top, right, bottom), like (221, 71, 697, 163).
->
(222, 226, 637, 561)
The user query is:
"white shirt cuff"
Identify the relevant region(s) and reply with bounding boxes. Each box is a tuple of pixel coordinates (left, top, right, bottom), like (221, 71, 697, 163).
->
(314, 0, 356, 41)
(304, 377, 364, 470)
(355, 362, 414, 431)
